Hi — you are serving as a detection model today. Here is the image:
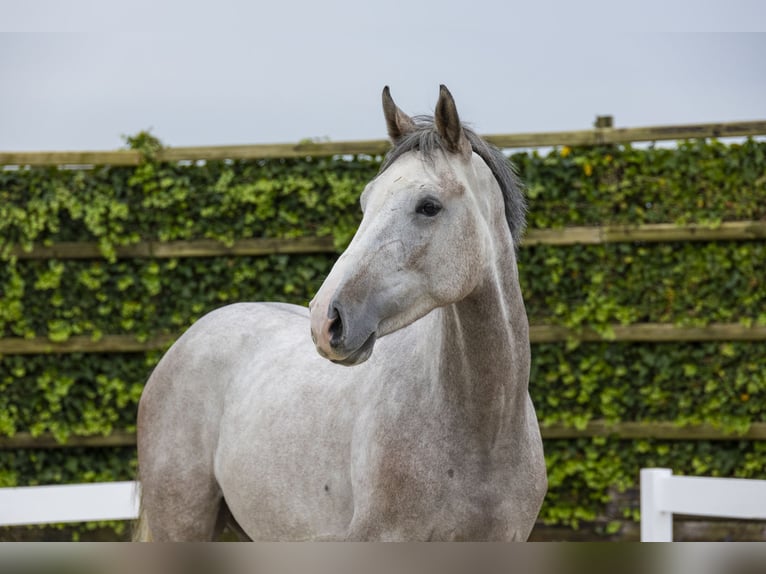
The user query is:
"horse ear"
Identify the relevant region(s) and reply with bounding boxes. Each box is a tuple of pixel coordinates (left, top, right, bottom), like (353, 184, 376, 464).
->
(434, 85, 471, 158)
(382, 86, 416, 143)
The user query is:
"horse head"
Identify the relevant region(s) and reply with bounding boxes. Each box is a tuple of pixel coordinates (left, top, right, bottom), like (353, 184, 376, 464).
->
(310, 85, 522, 366)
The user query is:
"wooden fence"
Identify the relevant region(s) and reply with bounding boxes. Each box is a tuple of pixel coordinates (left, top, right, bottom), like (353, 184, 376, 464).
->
(2, 228, 765, 449)
(2, 116, 766, 451)
(2, 118, 766, 165)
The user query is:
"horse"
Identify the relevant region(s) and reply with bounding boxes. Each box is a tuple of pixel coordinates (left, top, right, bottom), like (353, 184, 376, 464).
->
(135, 85, 547, 541)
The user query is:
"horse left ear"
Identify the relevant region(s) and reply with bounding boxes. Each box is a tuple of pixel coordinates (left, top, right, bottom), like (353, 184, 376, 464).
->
(382, 86, 416, 143)
(435, 85, 471, 159)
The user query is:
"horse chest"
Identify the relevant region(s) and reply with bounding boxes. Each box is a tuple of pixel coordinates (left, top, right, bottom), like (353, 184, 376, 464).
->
(351, 458, 514, 541)
(349, 423, 518, 540)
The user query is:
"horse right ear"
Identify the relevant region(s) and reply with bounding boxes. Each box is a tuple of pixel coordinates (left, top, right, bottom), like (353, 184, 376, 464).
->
(382, 86, 416, 143)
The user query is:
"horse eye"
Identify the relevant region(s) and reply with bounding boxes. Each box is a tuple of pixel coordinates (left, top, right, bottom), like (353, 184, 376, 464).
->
(416, 199, 442, 217)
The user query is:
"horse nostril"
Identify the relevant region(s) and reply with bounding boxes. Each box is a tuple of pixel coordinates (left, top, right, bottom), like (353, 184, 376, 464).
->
(329, 305, 344, 348)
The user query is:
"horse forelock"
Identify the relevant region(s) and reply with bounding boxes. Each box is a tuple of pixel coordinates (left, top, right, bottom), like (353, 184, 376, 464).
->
(379, 115, 526, 247)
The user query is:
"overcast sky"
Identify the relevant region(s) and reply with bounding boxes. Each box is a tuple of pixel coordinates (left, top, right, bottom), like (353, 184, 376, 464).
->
(2, 1, 765, 151)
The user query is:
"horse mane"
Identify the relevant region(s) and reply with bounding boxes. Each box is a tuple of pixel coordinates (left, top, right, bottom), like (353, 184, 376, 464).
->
(379, 115, 526, 247)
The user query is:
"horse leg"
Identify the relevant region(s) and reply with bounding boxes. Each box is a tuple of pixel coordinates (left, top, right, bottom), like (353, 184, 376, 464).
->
(135, 461, 224, 541)
(135, 343, 228, 541)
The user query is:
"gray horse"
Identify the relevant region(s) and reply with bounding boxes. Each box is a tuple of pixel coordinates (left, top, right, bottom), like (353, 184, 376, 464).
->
(135, 85, 546, 541)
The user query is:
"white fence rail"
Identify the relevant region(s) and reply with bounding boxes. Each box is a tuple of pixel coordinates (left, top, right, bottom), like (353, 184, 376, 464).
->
(640, 468, 766, 542)
(3, 473, 766, 540)
(0, 481, 138, 526)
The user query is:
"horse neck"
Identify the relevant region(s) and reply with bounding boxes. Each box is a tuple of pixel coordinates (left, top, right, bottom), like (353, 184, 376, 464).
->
(435, 235, 531, 449)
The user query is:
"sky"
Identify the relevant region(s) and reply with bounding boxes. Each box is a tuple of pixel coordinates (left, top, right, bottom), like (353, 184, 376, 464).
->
(1, 1, 765, 151)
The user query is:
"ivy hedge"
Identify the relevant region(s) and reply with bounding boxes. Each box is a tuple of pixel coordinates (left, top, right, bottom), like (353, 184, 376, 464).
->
(1, 134, 765, 539)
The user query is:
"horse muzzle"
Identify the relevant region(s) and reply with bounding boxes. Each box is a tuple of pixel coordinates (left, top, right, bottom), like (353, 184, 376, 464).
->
(309, 296, 378, 367)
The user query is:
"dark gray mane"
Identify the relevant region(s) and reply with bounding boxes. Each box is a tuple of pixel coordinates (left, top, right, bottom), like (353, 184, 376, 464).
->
(379, 115, 526, 247)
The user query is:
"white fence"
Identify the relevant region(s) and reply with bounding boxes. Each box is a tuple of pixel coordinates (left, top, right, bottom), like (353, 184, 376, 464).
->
(2, 473, 766, 541)
(640, 468, 766, 542)
(0, 481, 138, 527)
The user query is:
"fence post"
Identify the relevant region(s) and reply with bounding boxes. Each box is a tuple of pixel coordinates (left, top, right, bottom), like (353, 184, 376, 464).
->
(640, 467, 673, 541)
(594, 115, 614, 128)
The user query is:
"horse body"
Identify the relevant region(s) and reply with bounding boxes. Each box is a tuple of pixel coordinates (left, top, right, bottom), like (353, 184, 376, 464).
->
(136, 86, 547, 541)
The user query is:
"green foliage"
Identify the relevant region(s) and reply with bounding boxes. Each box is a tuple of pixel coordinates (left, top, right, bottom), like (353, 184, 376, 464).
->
(1, 135, 765, 539)
(0, 255, 333, 339)
(515, 139, 766, 227)
(530, 341, 766, 432)
(540, 438, 766, 528)
(521, 242, 766, 329)
(0, 353, 152, 441)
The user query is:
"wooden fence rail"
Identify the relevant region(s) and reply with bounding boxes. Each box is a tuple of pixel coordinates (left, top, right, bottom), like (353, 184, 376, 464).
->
(1, 323, 765, 356)
(10, 236, 338, 261)
(2, 421, 765, 450)
(1, 119, 765, 166)
(8, 221, 766, 261)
